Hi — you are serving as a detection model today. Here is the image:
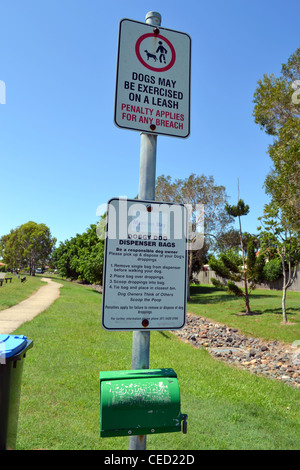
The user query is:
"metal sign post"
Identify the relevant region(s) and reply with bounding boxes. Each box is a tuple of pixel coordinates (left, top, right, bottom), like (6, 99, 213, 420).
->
(102, 10, 191, 450)
(129, 12, 160, 451)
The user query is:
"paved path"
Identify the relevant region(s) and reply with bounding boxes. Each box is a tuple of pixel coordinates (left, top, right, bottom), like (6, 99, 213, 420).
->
(0, 278, 63, 334)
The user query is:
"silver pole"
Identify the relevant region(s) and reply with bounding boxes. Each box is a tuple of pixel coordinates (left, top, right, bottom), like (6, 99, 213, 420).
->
(129, 11, 161, 452)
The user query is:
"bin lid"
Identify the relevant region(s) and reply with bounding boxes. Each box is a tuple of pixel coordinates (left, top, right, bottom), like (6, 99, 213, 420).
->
(0, 334, 28, 358)
(100, 368, 177, 383)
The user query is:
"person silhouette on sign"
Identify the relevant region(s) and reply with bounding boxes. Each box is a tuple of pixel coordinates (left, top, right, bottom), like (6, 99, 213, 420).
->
(156, 41, 167, 64)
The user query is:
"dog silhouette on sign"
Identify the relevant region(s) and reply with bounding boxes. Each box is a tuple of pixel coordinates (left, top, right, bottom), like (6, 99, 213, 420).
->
(144, 50, 157, 62)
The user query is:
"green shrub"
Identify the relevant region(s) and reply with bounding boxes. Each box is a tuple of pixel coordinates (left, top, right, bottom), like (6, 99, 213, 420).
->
(211, 278, 226, 290)
(263, 259, 282, 282)
(226, 281, 244, 296)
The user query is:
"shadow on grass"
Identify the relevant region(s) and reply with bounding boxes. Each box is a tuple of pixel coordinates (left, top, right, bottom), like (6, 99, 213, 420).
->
(158, 331, 171, 339)
(90, 288, 102, 295)
(189, 285, 233, 304)
(189, 285, 280, 305)
(242, 307, 299, 316)
(234, 311, 262, 316)
(190, 285, 222, 295)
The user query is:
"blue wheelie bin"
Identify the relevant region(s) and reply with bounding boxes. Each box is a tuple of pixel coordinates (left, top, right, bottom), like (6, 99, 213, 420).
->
(0, 334, 33, 450)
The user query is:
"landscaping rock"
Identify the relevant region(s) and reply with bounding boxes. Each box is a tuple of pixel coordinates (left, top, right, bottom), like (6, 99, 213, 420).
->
(173, 313, 300, 389)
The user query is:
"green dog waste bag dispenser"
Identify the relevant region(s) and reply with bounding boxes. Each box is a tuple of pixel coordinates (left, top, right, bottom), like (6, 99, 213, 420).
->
(99, 368, 187, 437)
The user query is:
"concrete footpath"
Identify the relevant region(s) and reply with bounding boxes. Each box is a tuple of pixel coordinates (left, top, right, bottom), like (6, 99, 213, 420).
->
(0, 278, 63, 334)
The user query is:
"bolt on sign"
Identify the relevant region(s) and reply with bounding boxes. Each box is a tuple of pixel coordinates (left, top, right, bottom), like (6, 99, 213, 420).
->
(101, 198, 188, 331)
(114, 19, 191, 138)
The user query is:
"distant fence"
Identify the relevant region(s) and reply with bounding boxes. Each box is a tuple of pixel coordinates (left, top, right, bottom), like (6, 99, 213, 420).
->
(194, 265, 300, 292)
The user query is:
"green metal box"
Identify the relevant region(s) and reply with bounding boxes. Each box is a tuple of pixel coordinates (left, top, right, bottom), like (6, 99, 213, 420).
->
(99, 368, 187, 437)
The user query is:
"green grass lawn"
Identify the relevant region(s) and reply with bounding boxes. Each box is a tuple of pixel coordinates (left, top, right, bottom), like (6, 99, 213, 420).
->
(12, 279, 300, 450)
(0, 274, 45, 311)
(188, 284, 300, 344)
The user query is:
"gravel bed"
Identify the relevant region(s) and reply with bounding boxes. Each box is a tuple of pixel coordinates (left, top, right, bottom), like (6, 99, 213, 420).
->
(173, 313, 300, 389)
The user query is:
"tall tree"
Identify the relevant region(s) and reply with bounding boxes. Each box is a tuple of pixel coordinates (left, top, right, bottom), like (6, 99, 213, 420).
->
(155, 174, 233, 297)
(156, 174, 233, 237)
(209, 249, 243, 293)
(264, 119, 300, 230)
(209, 238, 264, 312)
(52, 224, 104, 284)
(253, 47, 300, 229)
(1, 221, 56, 274)
(224, 199, 251, 313)
(258, 202, 300, 323)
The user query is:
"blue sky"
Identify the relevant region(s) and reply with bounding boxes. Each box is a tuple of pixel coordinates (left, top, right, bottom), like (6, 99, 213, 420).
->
(0, 0, 299, 246)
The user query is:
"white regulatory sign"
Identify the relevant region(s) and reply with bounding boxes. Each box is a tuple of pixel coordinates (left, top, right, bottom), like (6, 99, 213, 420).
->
(114, 18, 191, 138)
(101, 198, 188, 330)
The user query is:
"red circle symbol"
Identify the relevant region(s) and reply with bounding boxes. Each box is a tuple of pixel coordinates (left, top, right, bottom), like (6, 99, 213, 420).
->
(135, 33, 176, 72)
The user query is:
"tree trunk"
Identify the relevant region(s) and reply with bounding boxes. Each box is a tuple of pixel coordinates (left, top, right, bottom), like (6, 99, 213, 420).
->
(238, 215, 251, 313)
(282, 286, 287, 323)
(29, 260, 36, 276)
(281, 265, 288, 323)
(244, 276, 251, 314)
